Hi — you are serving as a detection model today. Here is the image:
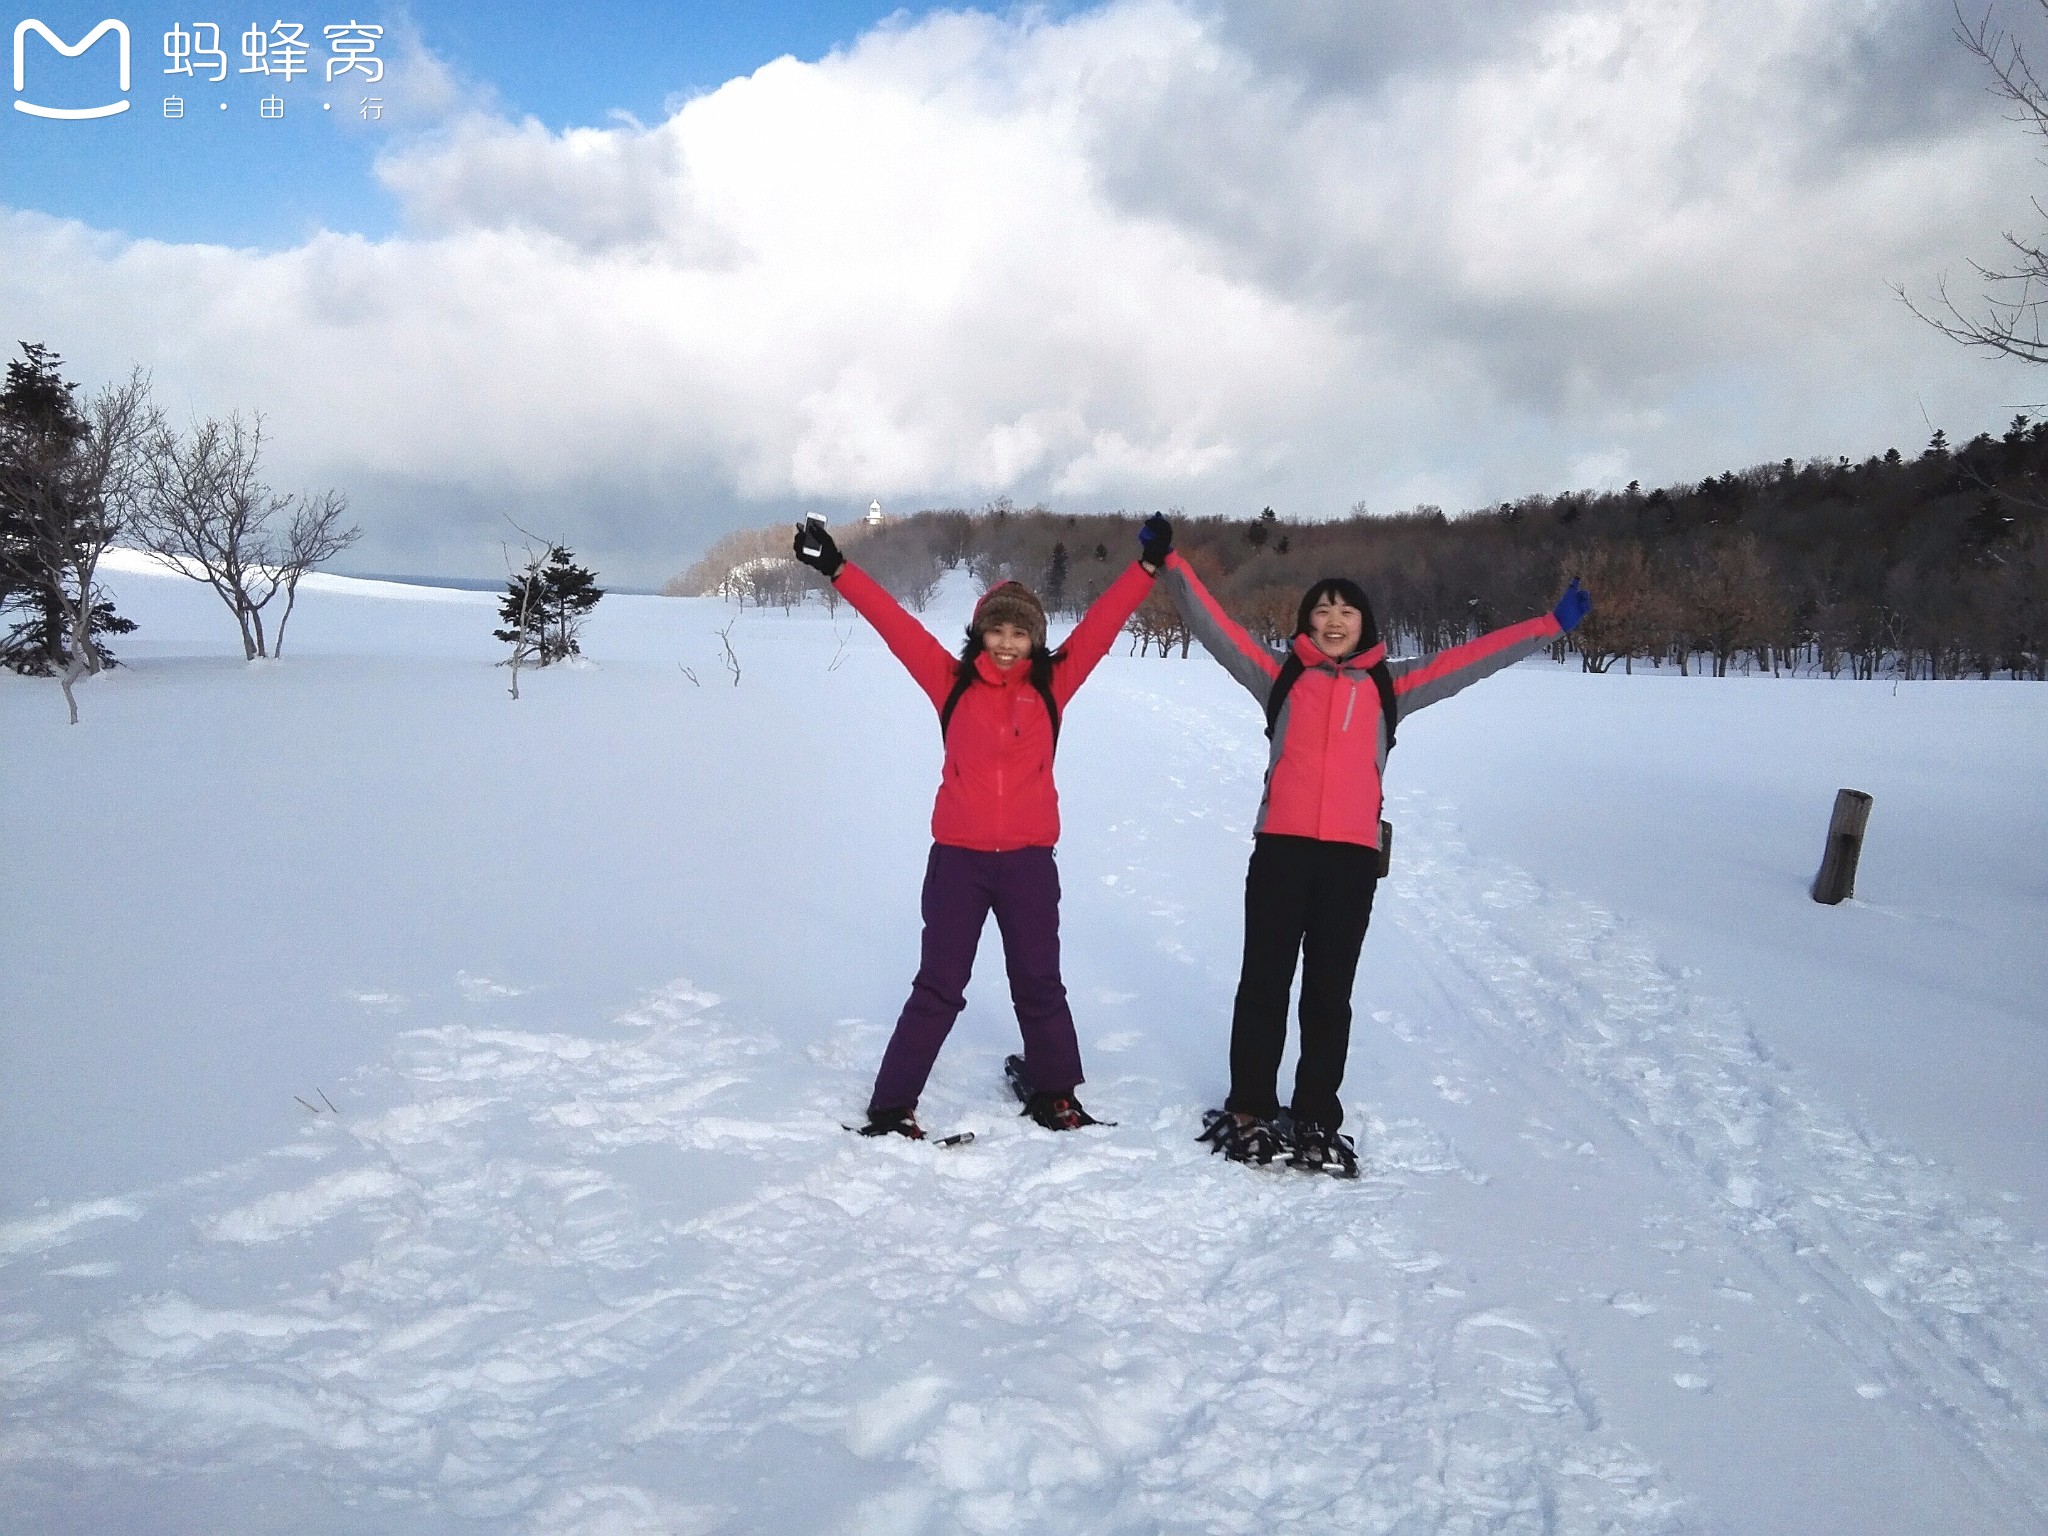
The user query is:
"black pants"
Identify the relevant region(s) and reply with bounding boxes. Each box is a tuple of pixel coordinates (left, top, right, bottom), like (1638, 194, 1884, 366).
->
(1225, 833, 1380, 1130)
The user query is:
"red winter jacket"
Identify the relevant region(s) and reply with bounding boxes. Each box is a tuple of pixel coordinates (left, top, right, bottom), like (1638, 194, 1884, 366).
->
(1161, 553, 1562, 848)
(834, 559, 1157, 851)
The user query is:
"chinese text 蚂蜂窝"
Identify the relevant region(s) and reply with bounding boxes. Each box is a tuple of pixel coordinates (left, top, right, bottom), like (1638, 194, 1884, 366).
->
(162, 19, 383, 85)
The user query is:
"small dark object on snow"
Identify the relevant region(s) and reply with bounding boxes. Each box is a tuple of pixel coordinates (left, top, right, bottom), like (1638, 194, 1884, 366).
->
(1005, 1054, 1109, 1130)
(1811, 788, 1873, 905)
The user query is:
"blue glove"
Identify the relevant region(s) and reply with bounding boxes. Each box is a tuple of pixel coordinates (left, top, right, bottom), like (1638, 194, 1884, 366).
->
(1552, 578, 1590, 633)
(1139, 512, 1173, 567)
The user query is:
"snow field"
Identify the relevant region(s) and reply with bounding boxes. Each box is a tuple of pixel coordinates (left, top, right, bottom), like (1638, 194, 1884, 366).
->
(0, 978, 1687, 1535)
(2, 557, 2045, 1533)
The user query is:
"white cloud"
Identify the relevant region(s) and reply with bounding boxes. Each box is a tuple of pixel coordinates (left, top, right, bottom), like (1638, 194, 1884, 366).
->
(2, 0, 2040, 581)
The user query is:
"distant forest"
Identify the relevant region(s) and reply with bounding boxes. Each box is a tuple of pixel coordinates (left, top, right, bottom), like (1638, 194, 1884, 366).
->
(670, 423, 2048, 680)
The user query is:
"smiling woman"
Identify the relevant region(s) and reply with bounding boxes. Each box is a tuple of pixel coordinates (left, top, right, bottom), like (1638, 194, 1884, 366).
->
(1165, 555, 1587, 1174)
(792, 514, 1168, 1137)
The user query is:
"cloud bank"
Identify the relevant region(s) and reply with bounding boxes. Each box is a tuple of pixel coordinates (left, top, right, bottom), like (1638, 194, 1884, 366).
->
(4, 0, 2039, 580)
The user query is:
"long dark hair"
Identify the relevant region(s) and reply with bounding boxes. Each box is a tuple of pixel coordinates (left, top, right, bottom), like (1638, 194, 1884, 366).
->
(1296, 576, 1398, 748)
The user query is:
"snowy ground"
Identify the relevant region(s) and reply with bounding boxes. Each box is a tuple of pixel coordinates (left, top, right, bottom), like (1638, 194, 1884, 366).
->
(2, 553, 2044, 1535)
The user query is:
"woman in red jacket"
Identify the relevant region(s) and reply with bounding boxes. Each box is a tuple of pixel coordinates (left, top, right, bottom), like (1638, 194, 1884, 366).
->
(1161, 554, 1590, 1176)
(792, 516, 1173, 1138)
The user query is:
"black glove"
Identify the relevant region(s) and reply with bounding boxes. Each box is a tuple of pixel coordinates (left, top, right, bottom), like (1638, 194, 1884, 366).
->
(1138, 512, 1173, 569)
(792, 521, 845, 579)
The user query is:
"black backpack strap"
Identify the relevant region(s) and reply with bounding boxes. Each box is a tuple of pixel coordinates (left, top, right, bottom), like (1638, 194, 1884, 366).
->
(1263, 651, 1306, 739)
(1034, 676, 1062, 748)
(1369, 658, 1398, 752)
(940, 669, 1063, 750)
(939, 670, 975, 739)
(1262, 647, 1398, 753)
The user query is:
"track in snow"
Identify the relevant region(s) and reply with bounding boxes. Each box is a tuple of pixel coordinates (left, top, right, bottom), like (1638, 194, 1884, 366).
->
(0, 967, 1691, 1535)
(4, 665, 2044, 1534)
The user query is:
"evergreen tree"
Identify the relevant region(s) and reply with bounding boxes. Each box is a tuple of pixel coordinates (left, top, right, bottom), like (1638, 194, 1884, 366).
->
(1965, 495, 2014, 553)
(0, 343, 137, 676)
(1043, 541, 1069, 613)
(495, 545, 604, 665)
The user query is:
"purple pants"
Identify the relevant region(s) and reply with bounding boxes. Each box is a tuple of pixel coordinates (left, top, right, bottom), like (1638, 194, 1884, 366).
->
(868, 843, 1083, 1113)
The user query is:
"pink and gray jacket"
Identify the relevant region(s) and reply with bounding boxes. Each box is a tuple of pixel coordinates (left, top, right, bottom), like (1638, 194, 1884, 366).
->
(1161, 553, 1563, 849)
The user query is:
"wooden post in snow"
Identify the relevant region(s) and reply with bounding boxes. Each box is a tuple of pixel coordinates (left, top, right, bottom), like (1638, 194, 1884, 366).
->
(1811, 789, 1873, 905)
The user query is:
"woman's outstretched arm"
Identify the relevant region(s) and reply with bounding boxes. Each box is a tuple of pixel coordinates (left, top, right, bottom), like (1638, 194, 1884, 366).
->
(794, 524, 956, 711)
(1049, 559, 1157, 704)
(1389, 581, 1589, 716)
(1157, 552, 1284, 705)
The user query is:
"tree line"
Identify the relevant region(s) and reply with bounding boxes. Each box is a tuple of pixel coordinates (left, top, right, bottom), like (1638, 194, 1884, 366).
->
(670, 429, 2047, 680)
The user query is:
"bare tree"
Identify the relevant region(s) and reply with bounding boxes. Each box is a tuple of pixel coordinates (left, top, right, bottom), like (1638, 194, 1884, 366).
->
(1565, 543, 1644, 673)
(1680, 535, 1779, 677)
(1128, 582, 1191, 657)
(717, 616, 741, 684)
(0, 356, 156, 722)
(496, 533, 547, 700)
(862, 527, 946, 611)
(271, 490, 356, 657)
(1905, 3, 2048, 361)
(136, 412, 358, 659)
(1561, 541, 1688, 674)
(668, 525, 784, 597)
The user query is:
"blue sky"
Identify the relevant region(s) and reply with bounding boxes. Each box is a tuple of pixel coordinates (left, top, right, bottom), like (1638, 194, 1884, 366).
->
(2, 0, 2039, 584)
(3, 1, 998, 245)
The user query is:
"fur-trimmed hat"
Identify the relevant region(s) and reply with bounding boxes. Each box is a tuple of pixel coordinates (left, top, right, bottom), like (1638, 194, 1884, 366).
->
(971, 580, 1048, 649)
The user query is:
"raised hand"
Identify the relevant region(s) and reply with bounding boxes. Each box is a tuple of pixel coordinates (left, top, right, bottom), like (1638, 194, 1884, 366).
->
(791, 521, 846, 579)
(1139, 512, 1174, 569)
(1552, 577, 1591, 633)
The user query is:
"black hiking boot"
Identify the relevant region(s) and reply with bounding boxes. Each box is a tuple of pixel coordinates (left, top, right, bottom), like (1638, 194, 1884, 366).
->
(1006, 1054, 1105, 1130)
(1023, 1088, 1098, 1130)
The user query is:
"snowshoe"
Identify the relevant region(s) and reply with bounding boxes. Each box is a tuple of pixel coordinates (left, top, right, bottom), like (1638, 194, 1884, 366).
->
(1004, 1054, 1106, 1130)
(1285, 1118, 1360, 1179)
(1196, 1108, 1289, 1166)
(855, 1107, 925, 1140)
